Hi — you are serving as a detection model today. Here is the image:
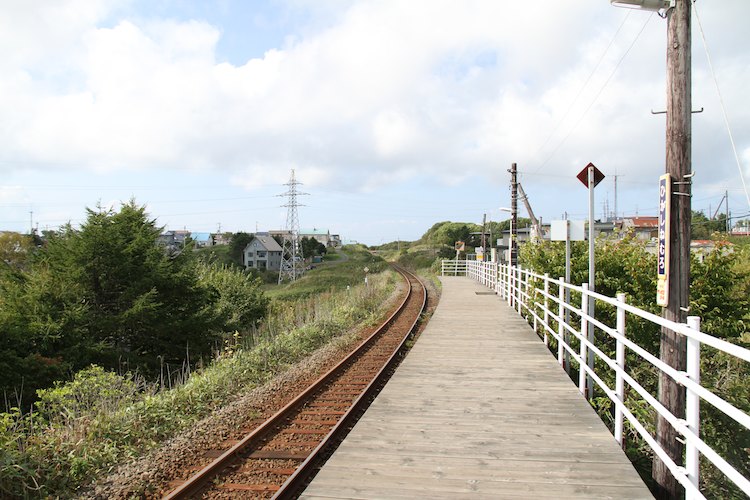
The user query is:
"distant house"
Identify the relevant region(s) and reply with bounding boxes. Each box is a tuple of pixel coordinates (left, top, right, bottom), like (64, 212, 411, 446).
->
(690, 240, 734, 263)
(243, 235, 283, 271)
(157, 230, 191, 250)
(300, 228, 332, 247)
(211, 232, 231, 246)
(620, 217, 659, 240)
(731, 220, 750, 236)
(191, 232, 212, 248)
(269, 230, 291, 241)
(267, 228, 341, 248)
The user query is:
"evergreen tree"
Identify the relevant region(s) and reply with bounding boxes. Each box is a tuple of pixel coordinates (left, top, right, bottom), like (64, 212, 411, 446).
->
(0, 202, 224, 401)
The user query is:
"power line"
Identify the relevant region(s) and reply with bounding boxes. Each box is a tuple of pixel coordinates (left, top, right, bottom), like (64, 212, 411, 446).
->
(531, 12, 655, 175)
(530, 10, 632, 167)
(693, 0, 750, 210)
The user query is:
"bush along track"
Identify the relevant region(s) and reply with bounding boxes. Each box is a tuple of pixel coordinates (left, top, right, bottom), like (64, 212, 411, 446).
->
(0, 271, 398, 499)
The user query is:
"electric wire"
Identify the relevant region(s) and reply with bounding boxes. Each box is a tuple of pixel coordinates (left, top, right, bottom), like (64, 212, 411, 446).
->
(692, 0, 750, 210)
(530, 10, 632, 165)
(530, 12, 655, 175)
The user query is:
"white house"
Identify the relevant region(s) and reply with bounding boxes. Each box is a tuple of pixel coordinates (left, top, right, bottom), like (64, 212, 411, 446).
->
(243, 235, 283, 271)
(300, 228, 332, 247)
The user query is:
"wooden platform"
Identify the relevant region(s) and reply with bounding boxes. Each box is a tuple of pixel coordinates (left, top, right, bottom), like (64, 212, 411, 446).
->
(300, 277, 652, 499)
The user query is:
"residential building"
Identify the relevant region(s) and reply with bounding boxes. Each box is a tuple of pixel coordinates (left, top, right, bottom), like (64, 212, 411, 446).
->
(619, 216, 659, 240)
(190, 232, 212, 248)
(211, 232, 231, 246)
(243, 235, 283, 271)
(300, 228, 332, 246)
(157, 230, 190, 250)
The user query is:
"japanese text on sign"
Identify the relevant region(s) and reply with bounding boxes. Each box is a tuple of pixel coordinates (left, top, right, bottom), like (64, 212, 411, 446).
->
(656, 174, 671, 307)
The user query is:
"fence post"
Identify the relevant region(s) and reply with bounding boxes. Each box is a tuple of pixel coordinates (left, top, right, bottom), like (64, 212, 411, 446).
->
(557, 277, 565, 366)
(498, 264, 504, 298)
(615, 292, 626, 447)
(533, 273, 538, 331)
(579, 283, 589, 397)
(506, 264, 513, 307)
(543, 274, 549, 346)
(685, 316, 701, 500)
(517, 267, 523, 315)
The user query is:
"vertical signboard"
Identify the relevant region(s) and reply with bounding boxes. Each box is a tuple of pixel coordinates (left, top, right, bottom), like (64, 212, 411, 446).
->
(657, 174, 671, 306)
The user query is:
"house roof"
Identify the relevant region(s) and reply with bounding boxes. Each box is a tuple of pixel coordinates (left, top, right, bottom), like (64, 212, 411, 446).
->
(622, 217, 659, 228)
(191, 232, 211, 242)
(300, 228, 329, 235)
(248, 235, 283, 252)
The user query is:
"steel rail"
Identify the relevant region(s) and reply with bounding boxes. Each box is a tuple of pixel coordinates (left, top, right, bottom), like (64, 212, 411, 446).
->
(272, 266, 426, 499)
(163, 265, 426, 499)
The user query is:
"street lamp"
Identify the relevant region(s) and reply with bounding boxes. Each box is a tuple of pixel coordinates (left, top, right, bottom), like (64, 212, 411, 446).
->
(610, 0, 674, 12)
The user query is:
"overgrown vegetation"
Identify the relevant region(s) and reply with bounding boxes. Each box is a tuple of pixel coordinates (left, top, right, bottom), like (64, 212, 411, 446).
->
(268, 245, 385, 301)
(0, 260, 397, 498)
(375, 220, 535, 276)
(0, 202, 269, 404)
(519, 235, 750, 498)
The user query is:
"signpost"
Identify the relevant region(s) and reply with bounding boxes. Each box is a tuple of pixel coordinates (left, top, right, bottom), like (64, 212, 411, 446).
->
(551, 219, 585, 373)
(657, 174, 672, 306)
(577, 162, 605, 400)
(455, 240, 465, 260)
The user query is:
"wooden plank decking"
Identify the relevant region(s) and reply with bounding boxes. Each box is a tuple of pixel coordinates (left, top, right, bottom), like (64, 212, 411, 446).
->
(300, 277, 652, 499)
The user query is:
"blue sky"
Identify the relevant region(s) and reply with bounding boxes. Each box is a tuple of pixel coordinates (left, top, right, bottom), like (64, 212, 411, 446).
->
(1, 0, 749, 245)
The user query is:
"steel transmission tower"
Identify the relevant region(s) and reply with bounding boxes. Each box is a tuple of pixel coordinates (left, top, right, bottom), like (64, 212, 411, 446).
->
(278, 169, 307, 284)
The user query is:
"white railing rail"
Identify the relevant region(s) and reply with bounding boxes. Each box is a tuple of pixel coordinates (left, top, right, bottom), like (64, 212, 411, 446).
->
(441, 259, 750, 499)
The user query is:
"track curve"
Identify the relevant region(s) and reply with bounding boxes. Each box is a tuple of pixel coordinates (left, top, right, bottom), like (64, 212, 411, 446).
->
(163, 265, 427, 499)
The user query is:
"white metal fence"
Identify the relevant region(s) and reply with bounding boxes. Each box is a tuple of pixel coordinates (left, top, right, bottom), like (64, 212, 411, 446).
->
(441, 259, 750, 499)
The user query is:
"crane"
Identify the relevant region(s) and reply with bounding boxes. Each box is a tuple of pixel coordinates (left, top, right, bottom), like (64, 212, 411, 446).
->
(517, 183, 542, 241)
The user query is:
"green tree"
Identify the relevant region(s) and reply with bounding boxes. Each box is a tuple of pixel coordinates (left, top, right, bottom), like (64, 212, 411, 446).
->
(0, 232, 35, 273)
(692, 210, 726, 239)
(195, 262, 269, 334)
(65, 202, 221, 369)
(0, 202, 224, 401)
(300, 237, 326, 258)
(229, 232, 253, 266)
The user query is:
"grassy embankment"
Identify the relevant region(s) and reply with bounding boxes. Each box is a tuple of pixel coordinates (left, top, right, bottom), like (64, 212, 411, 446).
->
(0, 246, 396, 498)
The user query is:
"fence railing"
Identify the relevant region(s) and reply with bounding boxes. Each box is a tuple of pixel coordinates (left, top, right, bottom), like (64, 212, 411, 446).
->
(441, 259, 750, 500)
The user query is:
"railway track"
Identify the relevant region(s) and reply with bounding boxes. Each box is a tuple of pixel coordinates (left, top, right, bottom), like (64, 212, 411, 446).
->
(163, 266, 427, 499)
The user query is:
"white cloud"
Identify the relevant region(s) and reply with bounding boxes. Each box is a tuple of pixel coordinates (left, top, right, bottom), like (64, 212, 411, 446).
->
(0, 0, 748, 208)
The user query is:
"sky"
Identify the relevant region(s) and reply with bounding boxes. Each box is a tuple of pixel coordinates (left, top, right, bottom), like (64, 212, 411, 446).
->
(1, 0, 749, 245)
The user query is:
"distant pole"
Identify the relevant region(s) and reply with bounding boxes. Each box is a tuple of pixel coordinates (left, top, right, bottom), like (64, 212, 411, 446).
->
(509, 163, 518, 267)
(481, 213, 487, 259)
(654, 1, 691, 498)
(587, 164, 595, 400)
(614, 174, 618, 221)
(726, 190, 730, 232)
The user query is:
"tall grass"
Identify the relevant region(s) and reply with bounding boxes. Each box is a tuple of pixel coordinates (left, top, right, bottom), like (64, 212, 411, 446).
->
(0, 270, 397, 498)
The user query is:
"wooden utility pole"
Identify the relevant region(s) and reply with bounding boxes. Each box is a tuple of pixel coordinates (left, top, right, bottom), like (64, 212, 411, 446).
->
(509, 163, 518, 267)
(481, 213, 487, 259)
(654, 1, 691, 498)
